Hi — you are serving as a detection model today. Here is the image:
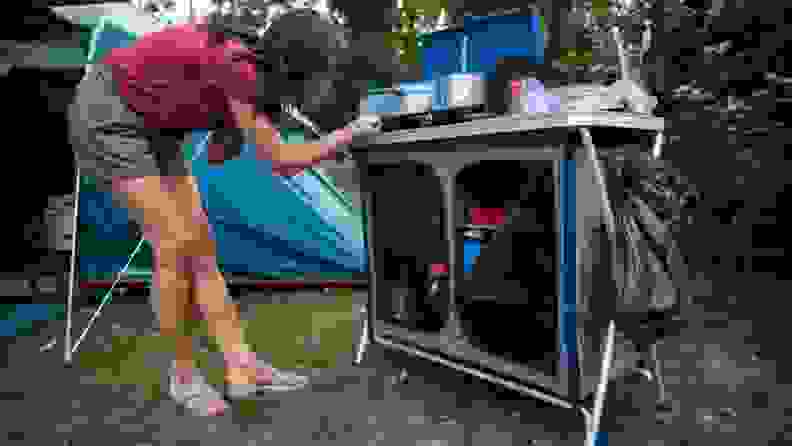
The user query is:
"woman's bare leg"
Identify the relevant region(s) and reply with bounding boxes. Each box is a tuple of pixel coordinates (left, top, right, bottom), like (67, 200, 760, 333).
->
(166, 176, 258, 385)
(112, 176, 198, 373)
(151, 240, 197, 372)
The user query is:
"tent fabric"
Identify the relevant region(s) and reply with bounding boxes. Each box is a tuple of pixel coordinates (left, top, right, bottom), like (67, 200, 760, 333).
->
(74, 15, 367, 278)
(191, 132, 367, 273)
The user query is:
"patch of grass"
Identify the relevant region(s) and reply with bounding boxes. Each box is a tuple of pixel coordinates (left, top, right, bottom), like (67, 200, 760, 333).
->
(74, 290, 358, 401)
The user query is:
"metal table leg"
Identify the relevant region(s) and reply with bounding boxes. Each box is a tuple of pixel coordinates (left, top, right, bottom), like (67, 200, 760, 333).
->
(354, 304, 370, 365)
(579, 128, 623, 445)
(586, 320, 617, 446)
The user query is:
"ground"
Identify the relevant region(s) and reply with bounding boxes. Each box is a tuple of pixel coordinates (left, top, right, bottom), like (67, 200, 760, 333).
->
(1, 274, 790, 445)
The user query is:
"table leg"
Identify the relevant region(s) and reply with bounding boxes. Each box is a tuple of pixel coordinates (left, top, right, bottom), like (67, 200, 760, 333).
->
(354, 304, 369, 365)
(439, 171, 465, 341)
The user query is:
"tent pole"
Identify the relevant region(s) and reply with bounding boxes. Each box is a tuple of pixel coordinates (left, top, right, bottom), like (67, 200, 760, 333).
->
(64, 165, 81, 365)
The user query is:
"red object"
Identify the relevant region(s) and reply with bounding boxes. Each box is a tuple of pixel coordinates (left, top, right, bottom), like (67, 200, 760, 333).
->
(101, 23, 258, 130)
(510, 80, 522, 97)
(430, 263, 449, 275)
(470, 208, 505, 226)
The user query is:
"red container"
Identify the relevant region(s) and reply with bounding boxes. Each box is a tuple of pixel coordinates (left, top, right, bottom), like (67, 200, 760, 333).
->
(430, 263, 449, 275)
(470, 208, 505, 226)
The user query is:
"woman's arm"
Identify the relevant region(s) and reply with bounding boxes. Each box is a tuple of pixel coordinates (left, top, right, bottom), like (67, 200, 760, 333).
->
(227, 98, 352, 166)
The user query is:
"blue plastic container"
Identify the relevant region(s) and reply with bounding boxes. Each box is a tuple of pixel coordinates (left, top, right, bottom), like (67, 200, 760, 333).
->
(399, 81, 434, 96)
(463, 238, 482, 273)
(464, 14, 544, 75)
(420, 29, 466, 81)
(363, 94, 402, 115)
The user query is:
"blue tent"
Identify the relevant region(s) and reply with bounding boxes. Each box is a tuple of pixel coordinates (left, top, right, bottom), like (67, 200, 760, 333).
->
(192, 132, 367, 275)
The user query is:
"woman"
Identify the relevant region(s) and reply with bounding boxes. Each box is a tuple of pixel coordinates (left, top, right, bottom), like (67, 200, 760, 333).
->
(68, 9, 398, 416)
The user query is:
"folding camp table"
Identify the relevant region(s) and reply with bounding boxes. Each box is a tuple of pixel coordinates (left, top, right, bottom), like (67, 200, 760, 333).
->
(349, 111, 665, 445)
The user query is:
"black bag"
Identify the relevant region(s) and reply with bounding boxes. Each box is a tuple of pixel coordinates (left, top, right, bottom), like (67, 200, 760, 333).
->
(599, 154, 696, 323)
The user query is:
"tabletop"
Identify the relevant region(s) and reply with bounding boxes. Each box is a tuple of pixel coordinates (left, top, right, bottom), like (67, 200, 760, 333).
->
(351, 111, 665, 149)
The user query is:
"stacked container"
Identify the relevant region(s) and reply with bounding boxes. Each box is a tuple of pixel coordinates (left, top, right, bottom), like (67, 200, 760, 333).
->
(463, 13, 544, 75)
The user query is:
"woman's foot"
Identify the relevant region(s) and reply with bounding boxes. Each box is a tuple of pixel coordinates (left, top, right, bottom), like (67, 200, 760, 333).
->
(168, 363, 230, 416)
(223, 351, 309, 398)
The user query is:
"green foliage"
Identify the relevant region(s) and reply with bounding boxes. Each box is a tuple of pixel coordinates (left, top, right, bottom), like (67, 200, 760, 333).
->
(388, 0, 450, 67)
(559, 49, 594, 66)
(402, 0, 448, 18)
(591, 0, 611, 17)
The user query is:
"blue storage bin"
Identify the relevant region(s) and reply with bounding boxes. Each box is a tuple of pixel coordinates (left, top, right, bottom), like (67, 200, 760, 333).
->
(420, 29, 466, 81)
(463, 238, 482, 273)
(363, 93, 402, 115)
(464, 14, 544, 75)
(399, 80, 434, 96)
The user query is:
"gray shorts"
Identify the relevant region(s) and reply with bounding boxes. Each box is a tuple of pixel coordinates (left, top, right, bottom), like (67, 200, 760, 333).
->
(68, 63, 192, 192)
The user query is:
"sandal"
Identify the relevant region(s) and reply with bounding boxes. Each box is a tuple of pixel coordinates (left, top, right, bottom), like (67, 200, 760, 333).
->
(223, 351, 309, 399)
(168, 364, 230, 417)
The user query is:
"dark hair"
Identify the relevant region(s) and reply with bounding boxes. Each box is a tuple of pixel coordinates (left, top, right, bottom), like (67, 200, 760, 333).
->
(264, 10, 351, 76)
(200, 9, 347, 75)
(200, 9, 408, 129)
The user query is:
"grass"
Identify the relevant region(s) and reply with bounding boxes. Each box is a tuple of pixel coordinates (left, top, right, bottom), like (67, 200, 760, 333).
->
(74, 289, 358, 405)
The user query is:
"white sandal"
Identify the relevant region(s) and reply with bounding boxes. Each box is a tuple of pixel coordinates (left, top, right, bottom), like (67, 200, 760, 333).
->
(223, 351, 309, 399)
(168, 364, 230, 416)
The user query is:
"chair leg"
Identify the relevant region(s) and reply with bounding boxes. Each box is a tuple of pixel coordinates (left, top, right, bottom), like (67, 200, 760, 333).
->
(650, 342, 672, 412)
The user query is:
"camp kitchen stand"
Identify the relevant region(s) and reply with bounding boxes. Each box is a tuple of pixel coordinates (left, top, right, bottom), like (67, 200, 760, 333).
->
(349, 111, 665, 444)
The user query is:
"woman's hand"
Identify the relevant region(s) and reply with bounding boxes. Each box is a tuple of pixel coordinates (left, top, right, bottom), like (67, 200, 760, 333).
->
(345, 115, 382, 137)
(271, 128, 353, 176)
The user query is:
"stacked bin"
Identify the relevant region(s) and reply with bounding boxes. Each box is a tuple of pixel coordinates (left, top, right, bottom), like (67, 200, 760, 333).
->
(463, 13, 545, 74)
(420, 29, 467, 80)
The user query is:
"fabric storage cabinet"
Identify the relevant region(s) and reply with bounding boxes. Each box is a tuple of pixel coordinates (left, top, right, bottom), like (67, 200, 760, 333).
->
(351, 112, 666, 431)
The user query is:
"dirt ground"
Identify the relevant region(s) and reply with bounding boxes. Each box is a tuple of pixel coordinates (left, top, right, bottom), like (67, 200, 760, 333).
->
(1, 283, 790, 445)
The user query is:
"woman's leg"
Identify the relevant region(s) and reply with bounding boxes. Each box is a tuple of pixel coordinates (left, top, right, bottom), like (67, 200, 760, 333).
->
(160, 176, 255, 384)
(168, 176, 307, 392)
(113, 175, 229, 415)
(112, 176, 198, 374)
(148, 232, 197, 373)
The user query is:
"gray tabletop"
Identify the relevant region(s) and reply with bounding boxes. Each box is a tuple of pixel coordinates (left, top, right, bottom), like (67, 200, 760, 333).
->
(351, 111, 665, 149)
